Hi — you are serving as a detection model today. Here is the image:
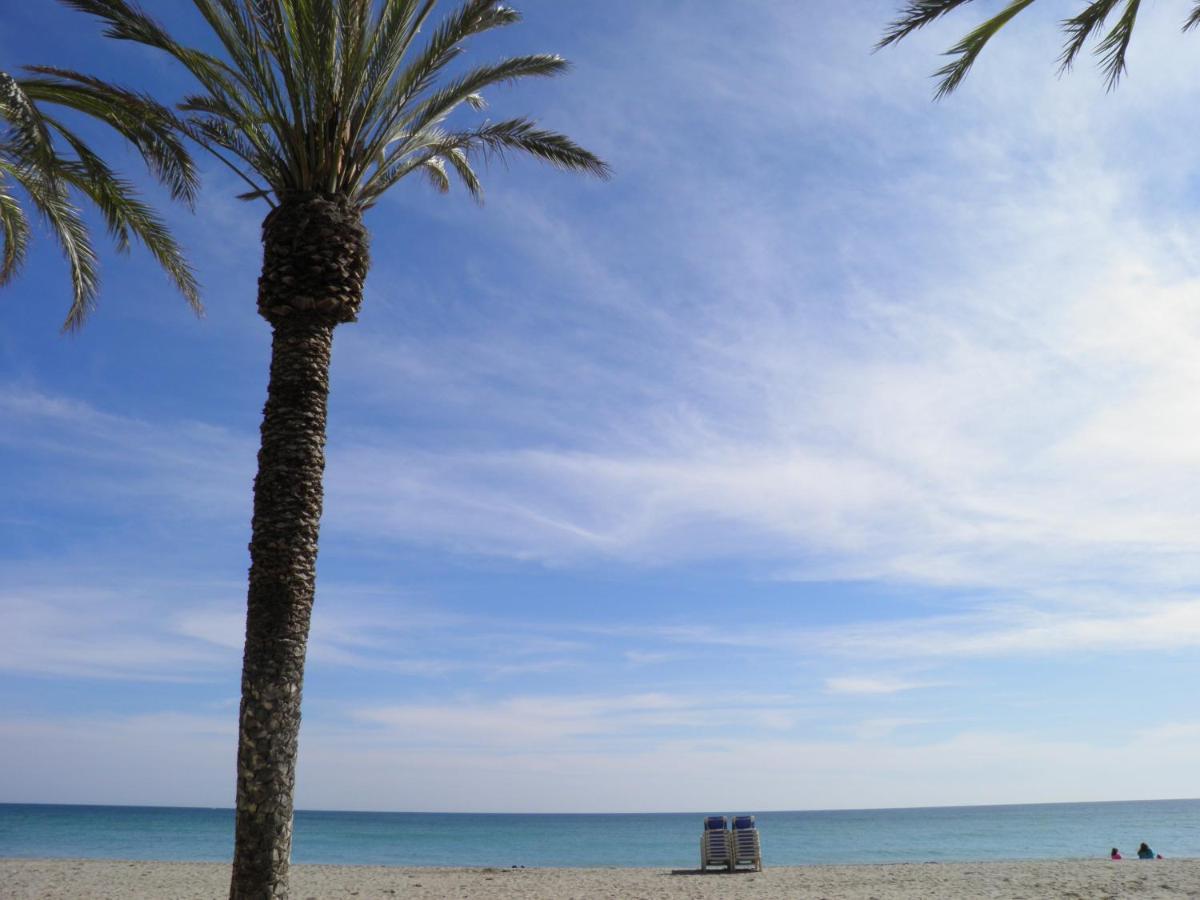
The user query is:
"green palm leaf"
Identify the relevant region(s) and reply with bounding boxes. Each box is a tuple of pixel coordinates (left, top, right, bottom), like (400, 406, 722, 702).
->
(1186, 0, 1200, 30)
(878, 0, 976, 49)
(882, 0, 1171, 95)
(20, 66, 198, 203)
(931, 0, 1037, 98)
(1, 65, 198, 330)
(3, 152, 100, 328)
(0, 185, 31, 285)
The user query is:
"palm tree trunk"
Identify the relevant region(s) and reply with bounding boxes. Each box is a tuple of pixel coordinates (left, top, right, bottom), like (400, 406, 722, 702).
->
(230, 194, 368, 900)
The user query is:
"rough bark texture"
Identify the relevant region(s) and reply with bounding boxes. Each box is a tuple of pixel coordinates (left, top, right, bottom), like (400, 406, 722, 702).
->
(230, 194, 368, 900)
(257, 193, 369, 326)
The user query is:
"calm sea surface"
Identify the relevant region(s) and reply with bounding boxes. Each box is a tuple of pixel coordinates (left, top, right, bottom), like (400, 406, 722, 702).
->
(1, 800, 1198, 867)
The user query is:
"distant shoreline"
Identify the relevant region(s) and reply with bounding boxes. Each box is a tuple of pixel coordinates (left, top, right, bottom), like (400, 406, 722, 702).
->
(3, 858, 1199, 899)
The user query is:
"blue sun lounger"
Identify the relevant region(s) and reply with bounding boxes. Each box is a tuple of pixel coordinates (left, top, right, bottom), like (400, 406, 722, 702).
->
(731, 815, 763, 871)
(700, 815, 732, 871)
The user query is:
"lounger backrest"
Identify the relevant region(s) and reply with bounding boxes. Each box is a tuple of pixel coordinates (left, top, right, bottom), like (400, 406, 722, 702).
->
(705, 815, 727, 831)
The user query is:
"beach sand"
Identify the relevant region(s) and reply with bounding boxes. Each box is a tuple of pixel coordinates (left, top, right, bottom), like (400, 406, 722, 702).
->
(2, 858, 1199, 899)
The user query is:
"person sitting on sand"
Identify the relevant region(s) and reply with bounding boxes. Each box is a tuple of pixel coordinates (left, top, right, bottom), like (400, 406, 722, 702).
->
(1137, 842, 1155, 859)
(1110, 848, 1122, 860)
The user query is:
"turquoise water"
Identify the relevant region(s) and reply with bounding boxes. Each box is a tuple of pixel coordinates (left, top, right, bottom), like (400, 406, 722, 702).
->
(1, 800, 1198, 867)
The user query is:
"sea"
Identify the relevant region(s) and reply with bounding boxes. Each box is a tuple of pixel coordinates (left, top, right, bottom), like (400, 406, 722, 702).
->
(1, 800, 1198, 868)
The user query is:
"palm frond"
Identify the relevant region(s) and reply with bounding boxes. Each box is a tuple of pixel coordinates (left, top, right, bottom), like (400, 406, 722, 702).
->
(60, 0, 247, 95)
(416, 0, 521, 88)
(179, 115, 277, 201)
(1094, 0, 1143, 89)
(1058, 0, 1122, 72)
(444, 146, 481, 201)
(68, 172, 200, 316)
(362, 116, 608, 202)
(19, 66, 198, 205)
(359, 0, 435, 114)
(1185, 1, 1200, 31)
(0, 72, 61, 180)
(878, 0, 978, 49)
(404, 54, 570, 137)
(931, 0, 1037, 98)
(467, 118, 611, 177)
(244, 0, 312, 165)
(45, 121, 134, 251)
(885, 0, 1160, 94)
(5, 156, 100, 331)
(357, 0, 519, 169)
(47, 129, 201, 312)
(180, 92, 285, 178)
(2, 59, 199, 325)
(59, 0, 265, 162)
(0, 182, 31, 286)
(420, 154, 450, 193)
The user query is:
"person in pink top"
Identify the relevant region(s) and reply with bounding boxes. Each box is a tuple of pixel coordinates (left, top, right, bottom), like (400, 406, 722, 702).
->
(1110, 848, 1122, 860)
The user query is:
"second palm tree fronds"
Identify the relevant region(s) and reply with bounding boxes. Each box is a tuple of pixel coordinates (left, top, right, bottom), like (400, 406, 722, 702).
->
(0, 67, 199, 329)
(62, 2, 608, 898)
(880, 0, 1183, 97)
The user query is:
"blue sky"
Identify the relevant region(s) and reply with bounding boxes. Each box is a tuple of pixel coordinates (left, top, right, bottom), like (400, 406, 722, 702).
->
(4, 0, 1200, 813)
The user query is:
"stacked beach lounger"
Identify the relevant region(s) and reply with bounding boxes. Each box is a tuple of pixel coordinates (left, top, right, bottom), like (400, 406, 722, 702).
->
(700, 816, 732, 871)
(731, 815, 763, 872)
(700, 814, 762, 872)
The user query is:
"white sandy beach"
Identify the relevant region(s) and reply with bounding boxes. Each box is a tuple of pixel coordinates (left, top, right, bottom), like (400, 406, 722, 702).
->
(2, 858, 1198, 899)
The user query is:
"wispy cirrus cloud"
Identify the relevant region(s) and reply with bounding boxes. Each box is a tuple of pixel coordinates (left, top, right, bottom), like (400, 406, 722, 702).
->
(0, 385, 253, 523)
(311, 10, 1200, 605)
(0, 569, 591, 683)
(824, 676, 940, 696)
(641, 597, 1200, 661)
(350, 690, 807, 751)
(0, 584, 236, 681)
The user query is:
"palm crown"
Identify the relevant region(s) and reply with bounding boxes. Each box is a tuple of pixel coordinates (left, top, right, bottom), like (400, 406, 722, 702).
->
(880, 0, 1200, 97)
(0, 67, 199, 329)
(64, 0, 610, 209)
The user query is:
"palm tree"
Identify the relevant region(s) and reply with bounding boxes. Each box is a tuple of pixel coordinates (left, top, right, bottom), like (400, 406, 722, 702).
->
(62, 2, 608, 896)
(879, 0, 1188, 97)
(0, 66, 198, 329)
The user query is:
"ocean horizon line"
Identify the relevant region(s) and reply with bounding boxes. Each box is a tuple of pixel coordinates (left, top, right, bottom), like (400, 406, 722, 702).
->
(3, 795, 1196, 817)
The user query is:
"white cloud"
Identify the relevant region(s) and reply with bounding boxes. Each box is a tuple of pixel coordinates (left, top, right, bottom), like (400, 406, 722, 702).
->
(320, 109, 1200, 608)
(824, 676, 939, 696)
(0, 570, 602, 683)
(851, 717, 932, 741)
(830, 599, 1200, 660)
(0, 385, 253, 522)
(639, 596, 1200, 661)
(350, 690, 806, 752)
(0, 585, 235, 681)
